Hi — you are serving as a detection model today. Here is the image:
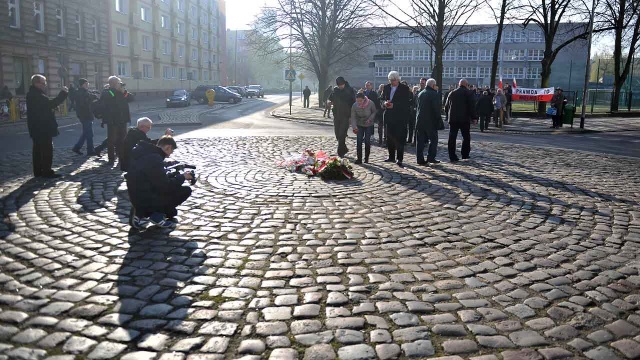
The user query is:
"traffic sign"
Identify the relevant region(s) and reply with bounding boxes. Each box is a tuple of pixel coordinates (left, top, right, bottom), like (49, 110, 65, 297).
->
(298, 73, 305, 80)
(285, 69, 297, 82)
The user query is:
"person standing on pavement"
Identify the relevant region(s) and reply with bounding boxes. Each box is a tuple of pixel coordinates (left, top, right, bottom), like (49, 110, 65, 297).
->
(72, 79, 98, 156)
(363, 81, 382, 146)
(493, 88, 507, 128)
(407, 85, 420, 145)
(445, 78, 476, 162)
(328, 77, 355, 157)
(376, 84, 386, 145)
(350, 91, 377, 164)
(303, 86, 311, 108)
(504, 84, 513, 124)
(476, 90, 494, 132)
(26, 74, 68, 178)
(95, 76, 131, 165)
(323, 86, 333, 118)
(415, 78, 441, 165)
(381, 71, 412, 167)
(550, 88, 566, 129)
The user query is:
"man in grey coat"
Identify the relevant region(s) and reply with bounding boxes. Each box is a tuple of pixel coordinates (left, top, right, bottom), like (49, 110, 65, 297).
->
(415, 78, 441, 165)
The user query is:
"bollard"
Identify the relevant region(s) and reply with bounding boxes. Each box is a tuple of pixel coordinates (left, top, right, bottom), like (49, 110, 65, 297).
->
(206, 89, 215, 107)
(9, 98, 18, 122)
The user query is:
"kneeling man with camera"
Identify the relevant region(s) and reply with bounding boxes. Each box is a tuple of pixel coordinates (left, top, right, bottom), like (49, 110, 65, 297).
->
(126, 136, 193, 228)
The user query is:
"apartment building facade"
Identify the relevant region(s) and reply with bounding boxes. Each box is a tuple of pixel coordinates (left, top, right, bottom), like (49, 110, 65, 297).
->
(109, 0, 225, 94)
(344, 24, 588, 92)
(0, 0, 110, 96)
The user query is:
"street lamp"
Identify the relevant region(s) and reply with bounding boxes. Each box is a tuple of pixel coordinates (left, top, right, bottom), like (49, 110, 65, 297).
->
(579, 0, 597, 129)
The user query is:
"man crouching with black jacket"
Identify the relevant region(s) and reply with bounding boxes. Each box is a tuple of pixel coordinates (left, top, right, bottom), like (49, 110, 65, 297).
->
(126, 136, 193, 229)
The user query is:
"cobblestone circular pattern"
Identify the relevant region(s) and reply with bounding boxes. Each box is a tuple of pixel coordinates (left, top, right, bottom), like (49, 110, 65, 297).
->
(0, 136, 640, 360)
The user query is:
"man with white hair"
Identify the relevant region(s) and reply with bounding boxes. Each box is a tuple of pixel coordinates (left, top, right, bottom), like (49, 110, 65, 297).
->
(415, 78, 442, 165)
(95, 76, 131, 165)
(381, 71, 412, 167)
(120, 117, 174, 171)
(445, 79, 477, 162)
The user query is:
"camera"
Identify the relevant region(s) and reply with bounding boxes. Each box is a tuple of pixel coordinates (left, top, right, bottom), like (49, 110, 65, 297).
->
(166, 162, 197, 185)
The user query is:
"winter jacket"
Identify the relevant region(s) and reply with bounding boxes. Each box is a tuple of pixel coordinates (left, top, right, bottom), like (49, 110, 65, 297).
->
(445, 86, 476, 125)
(350, 99, 377, 129)
(121, 127, 157, 172)
(26, 86, 67, 139)
(551, 93, 566, 115)
(381, 83, 412, 131)
(126, 141, 185, 213)
(493, 93, 507, 110)
(75, 87, 97, 120)
(329, 83, 356, 120)
(101, 87, 131, 125)
(416, 87, 442, 132)
(476, 94, 494, 116)
(303, 88, 311, 98)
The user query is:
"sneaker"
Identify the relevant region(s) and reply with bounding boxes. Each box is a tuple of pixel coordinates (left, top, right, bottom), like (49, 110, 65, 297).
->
(128, 208, 148, 229)
(149, 212, 175, 228)
(427, 159, 441, 164)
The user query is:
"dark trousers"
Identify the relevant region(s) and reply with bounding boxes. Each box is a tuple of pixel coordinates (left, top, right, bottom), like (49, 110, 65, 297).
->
(356, 125, 373, 161)
(479, 115, 490, 131)
(377, 117, 385, 143)
(137, 186, 192, 218)
(552, 115, 562, 128)
(448, 122, 471, 160)
(107, 122, 128, 162)
(387, 125, 406, 163)
(73, 119, 94, 154)
(324, 102, 332, 117)
(416, 128, 438, 163)
(303, 96, 310, 108)
(334, 116, 350, 157)
(32, 137, 54, 176)
(407, 112, 416, 143)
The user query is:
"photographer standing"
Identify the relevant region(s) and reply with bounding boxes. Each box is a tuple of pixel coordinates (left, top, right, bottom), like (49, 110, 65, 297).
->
(72, 79, 98, 155)
(95, 76, 131, 165)
(126, 136, 193, 228)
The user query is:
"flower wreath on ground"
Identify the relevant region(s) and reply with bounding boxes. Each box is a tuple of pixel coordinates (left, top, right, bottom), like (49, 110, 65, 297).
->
(279, 149, 354, 180)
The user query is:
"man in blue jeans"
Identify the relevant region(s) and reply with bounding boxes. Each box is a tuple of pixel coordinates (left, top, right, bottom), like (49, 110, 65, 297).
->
(72, 79, 97, 155)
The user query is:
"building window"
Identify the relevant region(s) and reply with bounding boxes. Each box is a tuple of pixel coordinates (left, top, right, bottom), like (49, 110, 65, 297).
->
(393, 50, 412, 61)
(528, 30, 543, 43)
(192, 70, 198, 80)
(117, 61, 129, 77)
(191, 48, 197, 61)
(178, 45, 185, 58)
(375, 67, 390, 77)
(37, 59, 45, 74)
(55, 8, 65, 37)
(479, 49, 493, 61)
(141, 6, 150, 22)
(375, 48, 392, 55)
(177, 0, 184, 12)
(116, 28, 128, 46)
(191, 27, 197, 40)
(75, 15, 82, 40)
(202, 31, 208, 43)
(443, 49, 456, 61)
(33, 2, 44, 33)
(478, 67, 492, 79)
(9, 0, 20, 28)
(190, 5, 196, 19)
(142, 35, 151, 51)
(504, 67, 525, 79)
(414, 67, 429, 77)
(143, 64, 152, 79)
(457, 49, 477, 61)
(90, 18, 97, 42)
(161, 14, 169, 29)
(398, 66, 412, 77)
(204, 70, 209, 80)
(528, 49, 544, 61)
(395, 36, 416, 44)
(163, 66, 171, 79)
(376, 36, 393, 45)
(177, 21, 184, 35)
(481, 31, 496, 43)
(115, 0, 127, 14)
(203, 13, 208, 25)
(162, 40, 171, 54)
(504, 49, 525, 61)
(461, 33, 480, 43)
(443, 67, 456, 78)
(512, 31, 526, 43)
(527, 67, 541, 79)
(171, 67, 177, 79)
(457, 66, 477, 78)
(414, 50, 429, 61)
(179, 67, 186, 80)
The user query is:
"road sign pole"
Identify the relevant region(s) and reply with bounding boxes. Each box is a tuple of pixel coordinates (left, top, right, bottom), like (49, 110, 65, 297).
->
(289, 81, 293, 115)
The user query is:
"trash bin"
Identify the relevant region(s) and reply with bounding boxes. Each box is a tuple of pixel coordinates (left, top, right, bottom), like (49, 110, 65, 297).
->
(562, 104, 575, 126)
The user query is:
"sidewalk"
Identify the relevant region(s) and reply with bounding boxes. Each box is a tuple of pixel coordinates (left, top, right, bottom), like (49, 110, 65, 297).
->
(272, 99, 640, 134)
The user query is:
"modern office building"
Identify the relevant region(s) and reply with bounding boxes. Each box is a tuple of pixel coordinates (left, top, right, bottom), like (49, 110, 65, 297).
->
(343, 24, 588, 92)
(0, 0, 111, 96)
(108, 0, 226, 94)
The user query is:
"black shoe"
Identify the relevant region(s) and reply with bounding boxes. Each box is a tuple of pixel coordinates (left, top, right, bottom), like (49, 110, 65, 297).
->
(450, 157, 460, 163)
(396, 161, 403, 167)
(43, 173, 62, 178)
(384, 158, 395, 163)
(94, 147, 102, 157)
(462, 156, 470, 160)
(417, 160, 427, 166)
(72, 148, 83, 155)
(364, 158, 369, 163)
(428, 159, 441, 164)
(354, 159, 362, 164)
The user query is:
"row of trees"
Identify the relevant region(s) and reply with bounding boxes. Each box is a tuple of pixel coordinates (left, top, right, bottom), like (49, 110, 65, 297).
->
(249, 0, 640, 113)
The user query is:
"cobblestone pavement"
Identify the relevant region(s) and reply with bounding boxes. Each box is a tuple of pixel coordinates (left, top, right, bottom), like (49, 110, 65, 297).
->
(1, 136, 640, 360)
(156, 103, 232, 125)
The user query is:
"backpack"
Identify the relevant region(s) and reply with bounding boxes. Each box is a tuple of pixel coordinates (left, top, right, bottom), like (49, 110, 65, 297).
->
(92, 90, 115, 119)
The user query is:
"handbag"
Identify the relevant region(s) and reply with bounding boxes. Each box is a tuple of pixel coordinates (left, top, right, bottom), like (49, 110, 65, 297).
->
(546, 107, 557, 116)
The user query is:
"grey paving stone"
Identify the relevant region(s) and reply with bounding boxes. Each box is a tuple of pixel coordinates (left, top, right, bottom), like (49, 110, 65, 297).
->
(237, 339, 266, 354)
(62, 336, 98, 354)
(338, 344, 376, 360)
(200, 336, 231, 353)
(86, 341, 128, 359)
(303, 344, 336, 360)
(401, 340, 435, 358)
(442, 339, 478, 354)
(375, 344, 401, 360)
(583, 345, 623, 360)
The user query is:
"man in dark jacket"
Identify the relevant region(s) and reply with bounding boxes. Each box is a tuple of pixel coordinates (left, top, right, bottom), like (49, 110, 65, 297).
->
(381, 71, 412, 166)
(26, 75, 68, 178)
(415, 78, 441, 165)
(96, 76, 131, 165)
(329, 77, 355, 157)
(445, 79, 477, 162)
(72, 79, 98, 155)
(126, 136, 193, 228)
(476, 91, 494, 132)
(303, 86, 311, 108)
(121, 117, 174, 172)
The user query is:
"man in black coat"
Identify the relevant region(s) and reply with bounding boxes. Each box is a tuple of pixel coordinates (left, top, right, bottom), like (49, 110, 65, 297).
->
(121, 117, 174, 172)
(415, 78, 442, 165)
(98, 76, 131, 165)
(381, 71, 412, 166)
(126, 136, 193, 228)
(26, 75, 68, 178)
(445, 79, 477, 162)
(72, 79, 98, 155)
(328, 77, 355, 157)
(303, 86, 311, 108)
(475, 90, 494, 132)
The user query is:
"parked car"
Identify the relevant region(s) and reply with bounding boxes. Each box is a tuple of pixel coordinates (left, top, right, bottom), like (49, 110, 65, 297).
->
(192, 85, 243, 104)
(246, 85, 264, 98)
(227, 86, 247, 98)
(166, 89, 191, 107)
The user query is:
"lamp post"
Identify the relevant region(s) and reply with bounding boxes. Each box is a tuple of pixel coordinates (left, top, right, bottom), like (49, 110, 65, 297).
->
(579, 0, 597, 129)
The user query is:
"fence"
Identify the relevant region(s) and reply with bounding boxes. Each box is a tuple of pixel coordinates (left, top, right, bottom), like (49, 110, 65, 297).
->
(512, 89, 640, 114)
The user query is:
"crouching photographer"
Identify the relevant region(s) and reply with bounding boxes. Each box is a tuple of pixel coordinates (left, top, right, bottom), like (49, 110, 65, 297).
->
(126, 135, 193, 229)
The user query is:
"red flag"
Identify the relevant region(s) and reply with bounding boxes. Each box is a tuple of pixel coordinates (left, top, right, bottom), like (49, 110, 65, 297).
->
(513, 79, 517, 88)
(498, 76, 503, 89)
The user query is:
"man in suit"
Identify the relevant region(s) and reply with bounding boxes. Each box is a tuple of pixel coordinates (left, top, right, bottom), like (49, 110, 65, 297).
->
(445, 79, 477, 162)
(415, 78, 441, 165)
(26, 75, 68, 178)
(381, 71, 412, 167)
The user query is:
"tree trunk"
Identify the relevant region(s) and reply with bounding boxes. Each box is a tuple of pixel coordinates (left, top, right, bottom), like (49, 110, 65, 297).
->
(490, 0, 507, 90)
(537, 54, 553, 114)
(433, 49, 443, 89)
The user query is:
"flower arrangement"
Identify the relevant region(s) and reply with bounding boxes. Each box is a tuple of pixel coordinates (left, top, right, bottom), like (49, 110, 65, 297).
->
(279, 149, 354, 180)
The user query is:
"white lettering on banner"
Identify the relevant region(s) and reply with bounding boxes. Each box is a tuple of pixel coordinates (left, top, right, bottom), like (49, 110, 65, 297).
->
(513, 87, 555, 102)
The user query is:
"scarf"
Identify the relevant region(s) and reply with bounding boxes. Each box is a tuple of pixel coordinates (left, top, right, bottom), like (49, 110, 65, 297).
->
(357, 96, 370, 109)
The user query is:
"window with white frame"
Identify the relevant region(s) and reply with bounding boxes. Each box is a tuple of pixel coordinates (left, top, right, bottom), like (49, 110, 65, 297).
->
(375, 66, 392, 77)
(191, 70, 198, 80)
(203, 13, 208, 25)
(190, 5, 196, 19)
(504, 67, 525, 79)
(204, 70, 209, 80)
(55, 8, 64, 36)
(36, 58, 45, 74)
(512, 31, 525, 43)
(116, 28, 128, 46)
(376, 36, 393, 45)
(34, 2, 44, 32)
(191, 27, 197, 40)
(375, 48, 392, 55)
(117, 61, 129, 77)
(414, 50, 429, 61)
(504, 49, 525, 61)
(461, 33, 480, 43)
(178, 45, 185, 57)
(478, 67, 492, 79)
(115, 0, 127, 14)
(480, 31, 496, 43)
(141, 6, 150, 22)
(9, 0, 20, 28)
(142, 64, 152, 79)
(394, 50, 412, 60)
(528, 49, 544, 61)
(528, 30, 543, 43)
(443, 49, 456, 61)
(74, 15, 82, 40)
(202, 50, 209, 64)
(396, 36, 415, 44)
(398, 66, 412, 77)
(443, 67, 456, 78)
(177, 21, 184, 35)
(163, 66, 171, 79)
(142, 35, 151, 51)
(457, 67, 477, 78)
(414, 67, 429, 77)
(90, 17, 97, 41)
(526, 67, 541, 79)
(479, 49, 494, 61)
(191, 48, 197, 61)
(503, 31, 513, 43)
(177, 0, 184, 12)
(161, 14, 169, 29)
(171, 67, 177, 79)
(458, 49, 477, 61)
(162, 40, 170, 54)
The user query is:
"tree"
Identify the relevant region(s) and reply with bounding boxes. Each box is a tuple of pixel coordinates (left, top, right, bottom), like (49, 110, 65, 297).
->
(250, 0, 385, 104)
(483, 0, 520, 89)
(595, 0, 640, 111)
(366, 0, 481, 87)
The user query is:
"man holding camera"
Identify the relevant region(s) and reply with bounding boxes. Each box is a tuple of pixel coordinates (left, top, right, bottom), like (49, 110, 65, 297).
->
(126, 136, 193, 228)
(95, 76, 131, 165)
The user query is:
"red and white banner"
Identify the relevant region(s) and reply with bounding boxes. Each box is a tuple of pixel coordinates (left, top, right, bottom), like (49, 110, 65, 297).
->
(512, 87, 555, 102)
